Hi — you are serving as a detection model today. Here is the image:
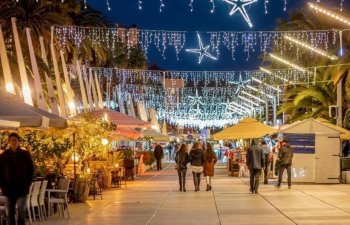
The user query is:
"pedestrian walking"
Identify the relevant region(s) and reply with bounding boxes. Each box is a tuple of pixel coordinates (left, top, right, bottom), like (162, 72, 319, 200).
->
(203, 143, 218, 191)
(154, 143, 164, 170)
(277, 140, 293, 189)
(246, 139, 265, 194)
(189, 142, 204, 192)
(175, 144, 190, 192)
(0, 133, 34, 225)
(262, 140, 270, 184)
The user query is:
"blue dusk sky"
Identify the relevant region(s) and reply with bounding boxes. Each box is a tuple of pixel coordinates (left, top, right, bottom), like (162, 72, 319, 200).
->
(88, 0, 348, 71)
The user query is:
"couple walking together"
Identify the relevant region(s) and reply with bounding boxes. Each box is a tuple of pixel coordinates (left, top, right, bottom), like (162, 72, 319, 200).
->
(175, 142, 218, 192)
(247, 139, 293, 194)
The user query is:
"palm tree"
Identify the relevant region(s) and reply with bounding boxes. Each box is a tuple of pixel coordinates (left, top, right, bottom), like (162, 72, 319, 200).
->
(266, 6, 350, 126)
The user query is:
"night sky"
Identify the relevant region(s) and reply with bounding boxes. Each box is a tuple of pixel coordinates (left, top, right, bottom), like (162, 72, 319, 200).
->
(88, 0, 347, 71)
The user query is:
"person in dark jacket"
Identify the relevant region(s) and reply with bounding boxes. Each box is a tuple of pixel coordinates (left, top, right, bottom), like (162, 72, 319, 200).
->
(175, 144, 190, 192)
(0, 133, 34, 225)
(246, 139, 265, 194)
(154, 144, 164, 170)
(203, 143, 218, 191)
(277, 140, 294, 189)
(189, 142, 204, 192)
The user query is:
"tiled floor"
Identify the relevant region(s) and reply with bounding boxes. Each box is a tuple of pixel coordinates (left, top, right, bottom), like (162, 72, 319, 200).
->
(41, 164, 350, 225)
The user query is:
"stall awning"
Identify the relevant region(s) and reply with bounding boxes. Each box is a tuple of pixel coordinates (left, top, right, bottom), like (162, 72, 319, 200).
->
(213, 117, 276, 140)
(141, 129, 170, 142)
(0, 92, 67, 128)
(81, 109, 152, 129)
(112, 129, 141, 140)
(0, 119, 20, 128)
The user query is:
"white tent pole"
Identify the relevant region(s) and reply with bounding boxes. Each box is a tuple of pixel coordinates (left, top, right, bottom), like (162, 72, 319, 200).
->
(60, 50, 76, 116)
(76, 61, 89, 112)
(90, 71, 99, 109)
(94, 71, 104, 109)
(0, 26, 15, 94)
(39, 36, 59, 115)
(11, 17, 33, 105)
(117, 85, 125, 114)
(25, 28, 48, 111)
(50, 42, 67, 118)
(85, 68, 94, 110)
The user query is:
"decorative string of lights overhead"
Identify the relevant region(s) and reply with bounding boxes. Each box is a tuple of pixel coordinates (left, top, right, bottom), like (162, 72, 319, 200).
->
(67, 65, 311, 88)
(54, 25, 343, 63)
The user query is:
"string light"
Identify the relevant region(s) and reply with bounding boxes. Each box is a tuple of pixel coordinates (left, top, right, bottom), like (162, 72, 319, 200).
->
(270, 53, 311, 73)
(53, 25, 339, 62)
(260, 67, 293, 84)
(284, 35, 339, 60)
(210, 0, 215, 13)
(241, 90, 266, 103)
(308, 2, 350, 26)
(238, 96, 260, 107)
(251, 77, 282, 92)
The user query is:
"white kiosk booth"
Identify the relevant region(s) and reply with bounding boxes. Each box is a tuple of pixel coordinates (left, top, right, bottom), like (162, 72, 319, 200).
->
(279, 118, 349, 184)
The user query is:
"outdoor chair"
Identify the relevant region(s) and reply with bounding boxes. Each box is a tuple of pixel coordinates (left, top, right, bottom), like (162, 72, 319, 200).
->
(26, 182, 34, 225)
(30, 181, 42, 222)
(111, 169, 127, 189)
(46, 178, 70, 219)
(38, 180, 48, 220)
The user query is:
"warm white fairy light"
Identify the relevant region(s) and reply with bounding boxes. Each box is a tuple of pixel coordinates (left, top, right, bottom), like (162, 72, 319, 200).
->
(251, 77, 282, 92)
(270, 53, 310, 73)
(308, 2, 350, 26)
(247, 84, 275, 99)
(259, 67, 294, 84)
(241, 90, 266, 103)
(284, 35, 339, 60)
(238, 95, 260, 106)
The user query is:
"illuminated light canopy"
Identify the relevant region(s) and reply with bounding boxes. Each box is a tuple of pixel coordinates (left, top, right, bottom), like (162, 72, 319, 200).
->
(260, 67, 293, 84)
(251, 77, 282, 92)
(246, 84, 275, 99)
(241, 91, 266, 103)
(238, 95, 260, 106)
(308, 2, 350, 26)
(284, 35, 339, 60)
(270, 53, 310, 73)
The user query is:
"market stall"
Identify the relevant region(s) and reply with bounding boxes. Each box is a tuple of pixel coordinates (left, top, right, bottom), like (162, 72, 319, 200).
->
(279, 118, 350, 183)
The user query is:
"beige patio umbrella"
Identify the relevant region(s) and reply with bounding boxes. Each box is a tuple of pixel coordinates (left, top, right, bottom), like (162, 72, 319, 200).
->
(213, 117, 276, 140)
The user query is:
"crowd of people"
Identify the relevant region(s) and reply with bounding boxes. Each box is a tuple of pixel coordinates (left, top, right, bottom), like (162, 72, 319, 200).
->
(156, 138, 294, 194)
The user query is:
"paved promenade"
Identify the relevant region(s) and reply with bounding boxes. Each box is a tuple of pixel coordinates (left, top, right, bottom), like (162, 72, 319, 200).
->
(43, 164, 350, 225)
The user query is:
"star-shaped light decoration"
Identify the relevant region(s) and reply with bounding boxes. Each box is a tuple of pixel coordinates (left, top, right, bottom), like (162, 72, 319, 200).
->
(223, 0, 258, 28)
(229, 73, 251, 95)
(187, 89, 203, 118)
(186, 33, 217, 64)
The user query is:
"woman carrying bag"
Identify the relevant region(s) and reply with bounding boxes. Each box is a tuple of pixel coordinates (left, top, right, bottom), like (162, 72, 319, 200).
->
(203, 143, 218, 191)
(175, 144, 190, 192)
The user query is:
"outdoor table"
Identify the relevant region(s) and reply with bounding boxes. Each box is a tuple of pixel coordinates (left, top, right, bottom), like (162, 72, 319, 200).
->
(46, 189, 68, 219)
